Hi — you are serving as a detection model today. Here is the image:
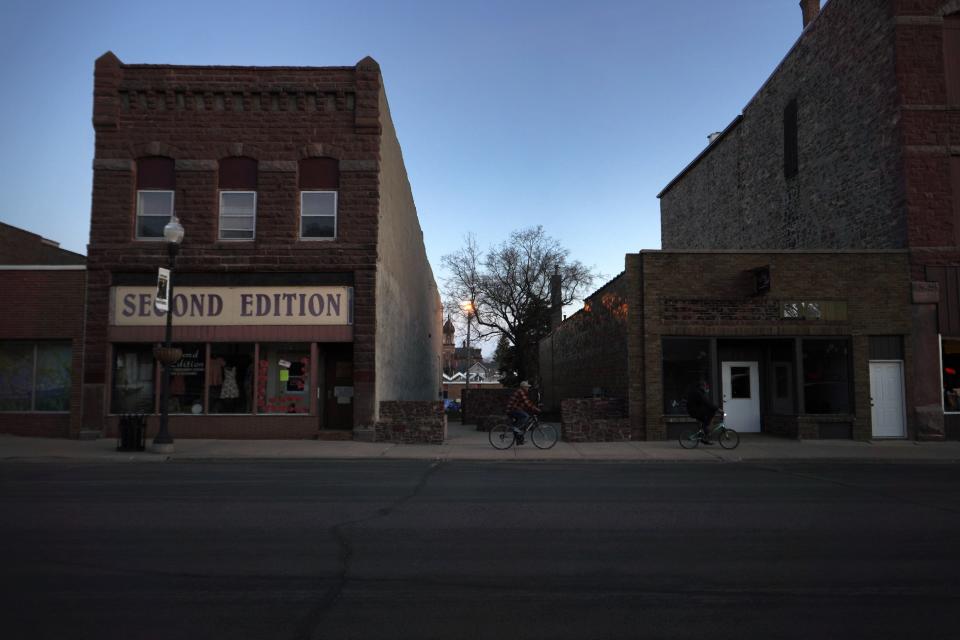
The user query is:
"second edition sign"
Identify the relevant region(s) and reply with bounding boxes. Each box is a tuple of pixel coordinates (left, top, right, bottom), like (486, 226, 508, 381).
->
(110, 286, 353, 326)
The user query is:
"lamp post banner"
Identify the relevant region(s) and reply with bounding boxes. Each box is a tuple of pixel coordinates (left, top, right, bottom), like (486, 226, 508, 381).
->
(155, 268, 171, 313)
(110, 286, 354, 326)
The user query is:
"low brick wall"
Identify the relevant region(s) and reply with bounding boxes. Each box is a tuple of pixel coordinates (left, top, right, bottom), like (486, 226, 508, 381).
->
(561, 398, 631, 442)
(375, 401, 446, 444)
(462, 388, 515, 426)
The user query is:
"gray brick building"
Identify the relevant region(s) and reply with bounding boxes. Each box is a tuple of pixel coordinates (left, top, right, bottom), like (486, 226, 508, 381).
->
(657, 0, 960, 439)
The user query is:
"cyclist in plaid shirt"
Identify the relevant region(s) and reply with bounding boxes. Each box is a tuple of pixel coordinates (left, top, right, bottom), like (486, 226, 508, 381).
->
(507, 381, 540, 436)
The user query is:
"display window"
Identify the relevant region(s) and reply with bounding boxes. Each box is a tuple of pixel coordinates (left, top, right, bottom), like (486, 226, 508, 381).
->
(0, 341, 71, 412)
(111, 344, 156, 413)
(662, 338, 712, 415)
(801, 339, 851, 414)
(168, 344, 206, 414)
(942, 338, 960, 413)
(209, 344, 254, 414)
(257, 343, 310, 414)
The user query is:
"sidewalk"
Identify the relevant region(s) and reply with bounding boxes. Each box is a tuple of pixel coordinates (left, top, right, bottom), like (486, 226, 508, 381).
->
(3, 421, 960, 464)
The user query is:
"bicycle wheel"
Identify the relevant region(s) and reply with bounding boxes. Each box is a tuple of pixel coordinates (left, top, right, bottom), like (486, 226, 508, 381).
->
(531, 423, 559, 449)
(679, 429, 701, 449)
(489, 421, 516, 450)
(718, 428, 740, 450)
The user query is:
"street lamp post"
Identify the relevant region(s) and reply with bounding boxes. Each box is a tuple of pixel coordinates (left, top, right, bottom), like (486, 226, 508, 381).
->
(459, 300, 475, 418)
(152, 215, 185, 454)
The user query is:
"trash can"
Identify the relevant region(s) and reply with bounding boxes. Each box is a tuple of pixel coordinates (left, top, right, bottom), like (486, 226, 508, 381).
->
(116, 414, 146, 452)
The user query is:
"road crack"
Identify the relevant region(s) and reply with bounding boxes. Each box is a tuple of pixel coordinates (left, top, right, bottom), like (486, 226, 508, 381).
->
(293, 460, 443, 640)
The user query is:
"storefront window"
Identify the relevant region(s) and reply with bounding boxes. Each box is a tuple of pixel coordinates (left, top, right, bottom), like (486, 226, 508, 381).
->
(34, 343, 71, 411)
(168, 344, 205, 414)
(209, 344, 254, 414)
(662, 338, 711, 415)
(802, 339, 851, 414)
(111, 345, 155, 413)
(257, 343, 310, 414)
(0, 342, 71, 412)
(942, 338, 960, 412)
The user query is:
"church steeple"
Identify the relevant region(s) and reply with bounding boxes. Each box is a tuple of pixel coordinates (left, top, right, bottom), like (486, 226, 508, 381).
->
(442, 314, 455, 346)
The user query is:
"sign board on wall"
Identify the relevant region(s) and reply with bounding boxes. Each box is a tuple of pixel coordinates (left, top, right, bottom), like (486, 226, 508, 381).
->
(110, 286, 353, 326)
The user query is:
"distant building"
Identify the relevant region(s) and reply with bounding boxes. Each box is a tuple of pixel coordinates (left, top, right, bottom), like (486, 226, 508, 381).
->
(0, 223, 86, 437)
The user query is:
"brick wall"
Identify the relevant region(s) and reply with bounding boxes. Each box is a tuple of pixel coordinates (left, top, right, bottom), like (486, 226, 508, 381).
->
(375, 400, 446, 444)
(0, 269, 86, 437)
(560, 398, 631, 442)
(539, 273, 628, 411)
(83, 54, 439, 437)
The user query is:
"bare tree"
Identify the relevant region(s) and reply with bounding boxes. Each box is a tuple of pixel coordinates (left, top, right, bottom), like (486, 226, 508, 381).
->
(441, 226, 597, 384)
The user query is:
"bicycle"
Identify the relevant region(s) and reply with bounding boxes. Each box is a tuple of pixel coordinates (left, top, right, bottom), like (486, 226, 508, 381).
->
(489, 413, 558, 450)
(678, 412, 740, 450)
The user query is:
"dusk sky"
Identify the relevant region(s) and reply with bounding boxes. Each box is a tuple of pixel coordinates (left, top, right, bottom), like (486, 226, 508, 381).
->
(0, 0, 809, 319)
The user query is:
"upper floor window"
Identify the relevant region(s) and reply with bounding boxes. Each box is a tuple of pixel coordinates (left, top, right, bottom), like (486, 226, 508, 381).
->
(299, 157, 339, 240)
(218, 157, 258, 241)
(136, 156, 175, 239)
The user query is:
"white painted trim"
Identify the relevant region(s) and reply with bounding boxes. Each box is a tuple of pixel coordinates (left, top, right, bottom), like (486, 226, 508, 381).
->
(0, 265, 85, 270)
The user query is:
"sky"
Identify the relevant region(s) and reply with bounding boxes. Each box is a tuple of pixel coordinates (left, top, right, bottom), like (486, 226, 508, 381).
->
(0, 0, 809, 350)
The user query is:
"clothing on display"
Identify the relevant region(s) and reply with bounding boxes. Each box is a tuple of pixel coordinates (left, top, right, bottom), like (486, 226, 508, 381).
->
(220, 366, 240, 399)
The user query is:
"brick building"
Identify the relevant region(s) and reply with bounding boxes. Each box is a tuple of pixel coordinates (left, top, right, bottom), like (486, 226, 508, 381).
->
(0, 223, 86, 437)
(658, 0, 960, 438)
(541, 250, 912, 441)
(84, 53, 442, 441)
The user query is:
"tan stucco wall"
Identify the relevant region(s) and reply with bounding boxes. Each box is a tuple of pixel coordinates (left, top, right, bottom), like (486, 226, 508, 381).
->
(374, 84, 443, 407)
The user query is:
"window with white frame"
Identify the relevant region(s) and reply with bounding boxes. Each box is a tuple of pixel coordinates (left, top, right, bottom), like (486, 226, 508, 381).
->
(219, 191, 256, 240)
(135, 156, 176, 239)
(136, 190, 174, 239)
(300, 191, 337, 239)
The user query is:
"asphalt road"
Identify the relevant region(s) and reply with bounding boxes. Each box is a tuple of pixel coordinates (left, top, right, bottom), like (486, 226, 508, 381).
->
(1, 460, 959, 640)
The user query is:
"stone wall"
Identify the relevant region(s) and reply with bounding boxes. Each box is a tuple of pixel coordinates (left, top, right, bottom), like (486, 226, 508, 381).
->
(540, 273, 628, 412)
(660, 0, 905, 252)
(375, 401, 446, 444)
(461, 388, 514, 426)
(561, 398, 631, 442)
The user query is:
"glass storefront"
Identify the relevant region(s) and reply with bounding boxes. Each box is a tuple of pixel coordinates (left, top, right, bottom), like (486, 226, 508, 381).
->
(0, 341, 71, 412)
(942, 338, 960, 412)
(662, 338, 711, 415)
(110, 342, 320, 416)
(801, 339, 851, 414)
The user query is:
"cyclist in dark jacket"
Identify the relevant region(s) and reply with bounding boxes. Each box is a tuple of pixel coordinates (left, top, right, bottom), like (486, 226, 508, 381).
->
(686, 380, 718, 444)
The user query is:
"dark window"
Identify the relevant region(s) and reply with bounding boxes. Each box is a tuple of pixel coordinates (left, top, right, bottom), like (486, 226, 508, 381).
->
(0, 342, 71, 412)
(730, 366, 751, 398)
(298, 157, 339, 190)
(662, 338, 711, 415)
(219, 157, 257, 190)
(136, 156, 175, 190)
(802, 339, 851, 414)
(784, 98, 798, 179)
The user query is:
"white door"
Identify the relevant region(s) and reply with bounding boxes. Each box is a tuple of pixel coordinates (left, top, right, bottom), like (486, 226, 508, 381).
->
(870, 361, 906, 438)
(722, 361, 761, 433)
